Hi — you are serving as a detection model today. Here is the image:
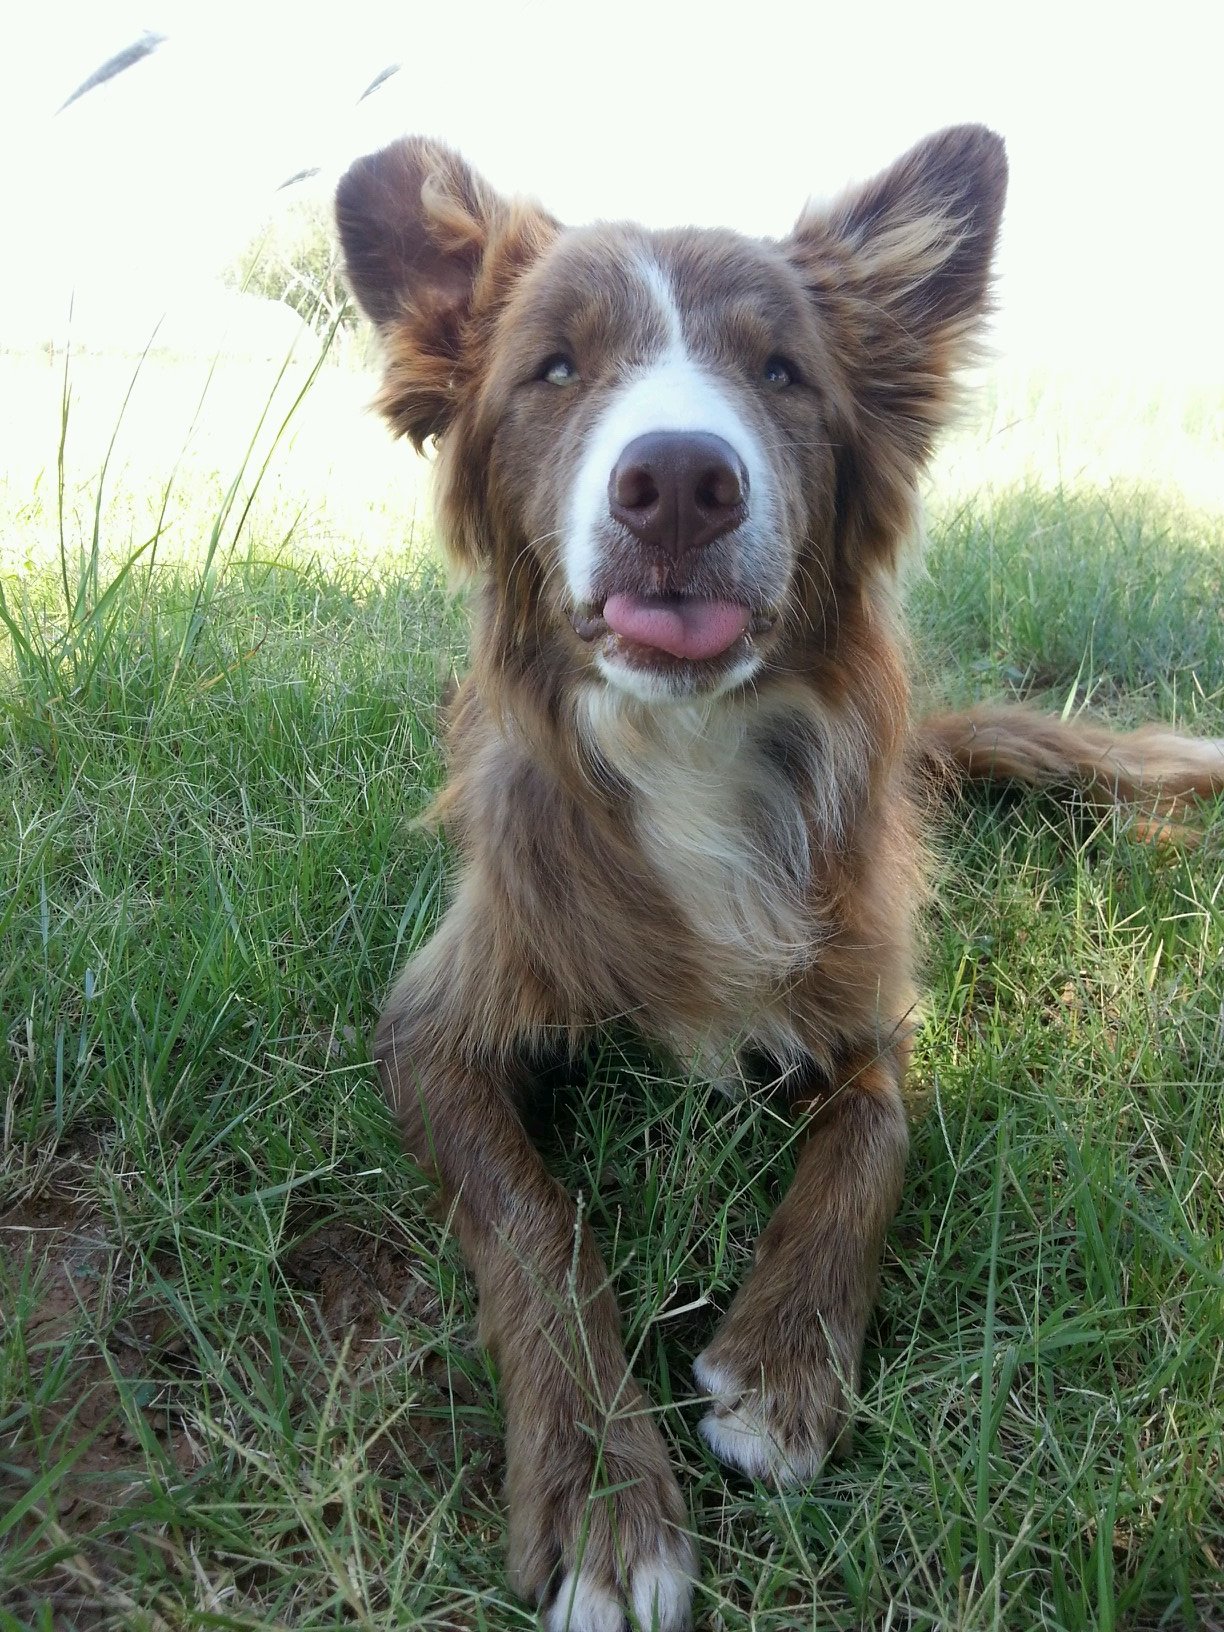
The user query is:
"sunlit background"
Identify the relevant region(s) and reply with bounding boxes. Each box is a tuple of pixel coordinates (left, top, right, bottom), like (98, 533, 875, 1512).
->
(2, 0, 1220, 523)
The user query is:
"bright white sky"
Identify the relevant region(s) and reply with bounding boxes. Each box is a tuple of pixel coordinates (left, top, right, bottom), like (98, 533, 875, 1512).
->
(2, 0, 1221, 377)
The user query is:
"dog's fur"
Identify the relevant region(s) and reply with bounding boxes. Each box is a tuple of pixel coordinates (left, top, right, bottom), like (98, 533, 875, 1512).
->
(335, 128, 1224, 1630)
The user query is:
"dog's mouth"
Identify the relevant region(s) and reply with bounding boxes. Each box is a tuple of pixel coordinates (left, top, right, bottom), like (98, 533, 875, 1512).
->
(572, 592, 775, 674)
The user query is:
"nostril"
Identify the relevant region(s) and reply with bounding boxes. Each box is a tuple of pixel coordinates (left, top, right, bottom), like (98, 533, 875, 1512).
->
(614, 464, 659, 512)
(696, 462, 745, 512)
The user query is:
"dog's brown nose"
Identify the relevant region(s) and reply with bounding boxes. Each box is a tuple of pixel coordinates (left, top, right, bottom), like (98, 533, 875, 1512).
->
(608, 431, 748, 556)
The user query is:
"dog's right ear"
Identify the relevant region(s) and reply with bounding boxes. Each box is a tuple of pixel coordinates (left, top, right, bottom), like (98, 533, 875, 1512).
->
(336, 137, 496, 332)
(336, 138, 555, 448)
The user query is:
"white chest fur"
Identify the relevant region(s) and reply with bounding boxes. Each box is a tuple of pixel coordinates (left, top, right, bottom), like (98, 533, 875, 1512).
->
(578, 688, 862, 995)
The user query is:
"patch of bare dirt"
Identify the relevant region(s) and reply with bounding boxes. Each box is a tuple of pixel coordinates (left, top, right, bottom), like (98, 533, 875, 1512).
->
(1, 1187, 202, 1489)
(279, 1217, 501, 1487)
(281, 1216, 440, 1349)
(0, 1185, 196, 1626)
(1, 1187, 502, 1622)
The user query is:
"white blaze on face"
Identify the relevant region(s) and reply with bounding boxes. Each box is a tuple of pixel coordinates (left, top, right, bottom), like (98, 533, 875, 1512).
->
(563, 257, 776, 607)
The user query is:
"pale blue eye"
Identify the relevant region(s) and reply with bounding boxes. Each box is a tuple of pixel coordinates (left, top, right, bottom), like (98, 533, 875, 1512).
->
(542, 355, 578, 386)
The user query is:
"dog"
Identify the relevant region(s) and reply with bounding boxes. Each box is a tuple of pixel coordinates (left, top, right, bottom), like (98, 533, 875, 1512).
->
(334, 127, 1224, 1631)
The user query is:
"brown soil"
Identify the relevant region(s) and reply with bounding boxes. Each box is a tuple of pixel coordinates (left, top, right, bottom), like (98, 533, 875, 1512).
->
(0, 1181, 498, 1626)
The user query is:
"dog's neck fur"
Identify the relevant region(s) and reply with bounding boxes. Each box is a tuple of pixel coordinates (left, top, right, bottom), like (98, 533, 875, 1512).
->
(575, 682, 870, 992)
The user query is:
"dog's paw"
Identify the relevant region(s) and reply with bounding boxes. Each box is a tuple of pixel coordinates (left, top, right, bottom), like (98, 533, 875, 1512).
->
(692, 1336, 852, 1488)
(542, 1532, 695, 1631)
(508, 1405, 695, 1631)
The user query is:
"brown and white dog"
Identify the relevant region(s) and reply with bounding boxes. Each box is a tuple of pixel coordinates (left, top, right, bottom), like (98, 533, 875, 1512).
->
(335, 127, 1223, 1631)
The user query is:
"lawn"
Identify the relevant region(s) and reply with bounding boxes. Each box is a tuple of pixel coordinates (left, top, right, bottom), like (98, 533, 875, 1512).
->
(1, 341, 1222, 1630)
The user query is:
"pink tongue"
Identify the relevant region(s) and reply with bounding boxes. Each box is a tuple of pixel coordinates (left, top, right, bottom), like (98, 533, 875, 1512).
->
(602, 594, 751, 661)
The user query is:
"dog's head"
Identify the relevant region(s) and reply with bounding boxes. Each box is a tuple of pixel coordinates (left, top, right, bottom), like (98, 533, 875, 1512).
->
(337, 128, 1006, 706)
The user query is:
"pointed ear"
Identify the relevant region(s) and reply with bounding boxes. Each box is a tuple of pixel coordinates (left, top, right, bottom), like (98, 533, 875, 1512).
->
(787, 123, 1008, 463)
(336, 137, 498, 329)
(335, 138, 556, 448)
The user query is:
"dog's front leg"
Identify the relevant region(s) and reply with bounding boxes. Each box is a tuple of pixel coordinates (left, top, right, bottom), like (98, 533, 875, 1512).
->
(694, 1043, 909, 1484)
(375, 985, 695, 1630)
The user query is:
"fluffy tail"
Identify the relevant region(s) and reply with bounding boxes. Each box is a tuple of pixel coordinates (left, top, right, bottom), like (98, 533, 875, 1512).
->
(919, 703, 1224, 833)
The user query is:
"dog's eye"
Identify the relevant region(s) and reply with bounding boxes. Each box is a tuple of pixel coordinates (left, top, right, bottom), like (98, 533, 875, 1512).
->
(540, 355, 579, 386)
(763, 355, 798, 388)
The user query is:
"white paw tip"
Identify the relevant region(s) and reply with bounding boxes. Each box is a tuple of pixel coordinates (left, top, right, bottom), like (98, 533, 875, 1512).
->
(545, 1570, 624, 1632)
(693, 1350, 824, 1486)
(691, 1352, 735, 1398)
(545, 1543, 695, 1632)
(630, 1541, 696, 1630)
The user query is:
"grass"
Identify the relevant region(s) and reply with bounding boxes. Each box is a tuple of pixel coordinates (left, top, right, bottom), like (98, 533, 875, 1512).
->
(1, 339, 1222, 1630)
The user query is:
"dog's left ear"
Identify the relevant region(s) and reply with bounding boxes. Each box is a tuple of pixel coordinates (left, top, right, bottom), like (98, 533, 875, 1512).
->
(336, 137, 557, 449)
(786, 124, 1007, 502)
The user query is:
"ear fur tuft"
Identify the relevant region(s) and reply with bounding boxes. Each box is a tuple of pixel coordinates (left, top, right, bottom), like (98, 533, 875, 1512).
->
(786, 124, 1008, 563)
(335, 138, 556, 450)
(336, 137, 496, 329)
(789, 125, 1007, 441)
